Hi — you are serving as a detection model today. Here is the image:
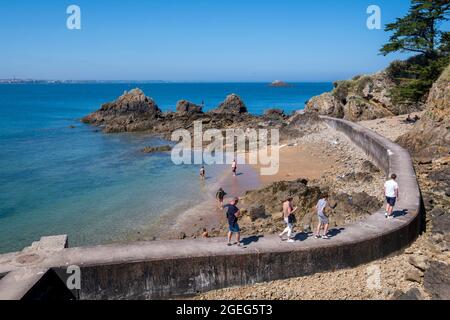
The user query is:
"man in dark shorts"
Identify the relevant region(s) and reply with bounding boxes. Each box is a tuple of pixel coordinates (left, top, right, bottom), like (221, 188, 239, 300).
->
(223, 197, 241, 246)
(384, 173, 399, 219)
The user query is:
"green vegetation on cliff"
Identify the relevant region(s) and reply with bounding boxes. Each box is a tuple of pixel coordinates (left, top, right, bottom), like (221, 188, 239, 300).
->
(381, 0, 450, 105)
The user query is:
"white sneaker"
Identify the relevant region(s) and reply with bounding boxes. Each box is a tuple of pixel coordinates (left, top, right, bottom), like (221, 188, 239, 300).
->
(287, 239, 295, 243)
(385, 212, 388, 218)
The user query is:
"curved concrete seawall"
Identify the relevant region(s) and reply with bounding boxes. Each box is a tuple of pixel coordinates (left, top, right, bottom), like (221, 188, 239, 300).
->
(0, 117, 423, 300)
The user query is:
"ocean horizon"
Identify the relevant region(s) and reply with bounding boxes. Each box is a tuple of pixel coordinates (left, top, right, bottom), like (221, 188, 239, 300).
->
(0, 82, 332, 253)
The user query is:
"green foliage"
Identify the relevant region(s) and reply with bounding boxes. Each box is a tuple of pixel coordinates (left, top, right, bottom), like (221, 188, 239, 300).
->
(380, 0, 450, 57)
(381, 0, 450, 104)
(387, 55, 450, 104)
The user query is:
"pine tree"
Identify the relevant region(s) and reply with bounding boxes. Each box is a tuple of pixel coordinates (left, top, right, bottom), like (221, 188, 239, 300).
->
(381, 0, 450, 104)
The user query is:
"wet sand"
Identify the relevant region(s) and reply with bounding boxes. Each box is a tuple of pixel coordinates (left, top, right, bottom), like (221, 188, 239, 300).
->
(167, 162, 262, 238)
(123, 143, 336, 242)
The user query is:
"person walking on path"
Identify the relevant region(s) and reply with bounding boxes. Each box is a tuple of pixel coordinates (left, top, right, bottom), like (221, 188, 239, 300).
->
(315, 194, 330, 239)
(215, 187, 227, 208)
(279, 196, 298, 243)
(384, 173, 399, 219)
(223, 198, 241, 246)
(232, 159, 237, 177)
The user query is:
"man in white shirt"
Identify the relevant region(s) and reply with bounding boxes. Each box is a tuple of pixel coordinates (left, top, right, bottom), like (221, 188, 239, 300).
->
(384, 174, 399, 219)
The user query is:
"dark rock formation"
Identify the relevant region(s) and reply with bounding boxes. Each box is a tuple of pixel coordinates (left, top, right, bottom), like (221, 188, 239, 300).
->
(82, 90, 280, 139)
(264, 109, 285, 118)
(393, 288, 424, 300)
(305, 72, 421, 121)
(424, 261, 450, 300)
(82, 88, 162, 133)
(175, 100, 203, 114)
(142, 145, 172, 153)
(212, 94, 247, 114)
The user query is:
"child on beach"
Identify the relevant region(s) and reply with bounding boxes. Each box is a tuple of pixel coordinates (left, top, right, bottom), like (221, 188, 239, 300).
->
(384, 174, 399, 219)
(215, 187, 227, 208)
(315, 195, 330, 239)
(279, 196, 298, 243)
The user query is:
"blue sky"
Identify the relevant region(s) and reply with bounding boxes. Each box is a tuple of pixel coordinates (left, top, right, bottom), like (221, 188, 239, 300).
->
(0, 0, 430, 81)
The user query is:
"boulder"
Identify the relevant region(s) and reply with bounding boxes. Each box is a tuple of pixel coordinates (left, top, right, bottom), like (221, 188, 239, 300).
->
(404, 269, 423, 283)
(213, 94, 247, 114)
(247, 205, 266, 221)
(408, 255, 429, 271)
(264, 109, 285, 118)
(424, 261, 450, 300)
(175, 100, 203, 114)
(142, 145, 172, 153)
(82, 88, 162, 132)
(393, 288, 424, 300)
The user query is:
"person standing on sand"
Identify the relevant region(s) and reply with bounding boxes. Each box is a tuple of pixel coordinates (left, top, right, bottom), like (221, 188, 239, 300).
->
(315, 194, 330, 239)
(223, 197, 241, 246)
(279, 196, 298, 243)
(384, 173, 399, 219)
(232, 160, 237, 176)
(216, 187, 227, 208)
(200, 166, 206, 180)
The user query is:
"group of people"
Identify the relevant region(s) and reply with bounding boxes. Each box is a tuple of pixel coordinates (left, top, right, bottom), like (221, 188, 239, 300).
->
(199, 159, 238, 180)
(215, 173, 400, 247)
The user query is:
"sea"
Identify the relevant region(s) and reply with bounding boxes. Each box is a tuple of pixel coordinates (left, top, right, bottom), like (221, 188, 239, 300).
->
(0, 82, 332, 253)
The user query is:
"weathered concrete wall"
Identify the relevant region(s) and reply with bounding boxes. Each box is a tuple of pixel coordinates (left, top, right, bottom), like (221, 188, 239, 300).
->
(321, 117, 391, 175)
(0, 117, 423, 300)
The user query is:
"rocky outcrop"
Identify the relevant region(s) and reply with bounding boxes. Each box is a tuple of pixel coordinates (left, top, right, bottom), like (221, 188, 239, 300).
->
(397, 64, 450, 158)
(142, 145, 172, 153)
(82, 89, 300, 144)
(212, 94, 248, 114)
(264, 109, 285, 118)
(175, 100, 203, 114)
(82, 89, 162, 133)
(306, 72, 419, 121)
(232, 178, 382, 235)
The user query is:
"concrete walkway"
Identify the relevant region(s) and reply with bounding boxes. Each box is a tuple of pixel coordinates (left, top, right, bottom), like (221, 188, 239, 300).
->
(0, 116, 422, 300)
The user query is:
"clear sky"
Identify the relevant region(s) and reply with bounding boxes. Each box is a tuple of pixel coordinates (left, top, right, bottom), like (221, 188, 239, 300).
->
(0, 0, 423, 81)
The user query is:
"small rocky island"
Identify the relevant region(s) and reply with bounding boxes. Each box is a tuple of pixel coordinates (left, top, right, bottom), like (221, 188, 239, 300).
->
(269, 80, 291, 87)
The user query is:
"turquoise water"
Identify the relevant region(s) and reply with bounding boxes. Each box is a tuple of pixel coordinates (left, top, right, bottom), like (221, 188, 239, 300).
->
(0, 83, 332, 253)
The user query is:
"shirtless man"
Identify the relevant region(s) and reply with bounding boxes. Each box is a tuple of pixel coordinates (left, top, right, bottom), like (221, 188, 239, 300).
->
(279, 196, 298, 243)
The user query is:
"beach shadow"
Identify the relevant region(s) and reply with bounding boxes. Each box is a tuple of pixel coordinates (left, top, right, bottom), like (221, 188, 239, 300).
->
(328, 227, 345, 238)
(293, 232, 309, 242)
(241, 235, 263, 246)
(393, 209, 408, 218)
